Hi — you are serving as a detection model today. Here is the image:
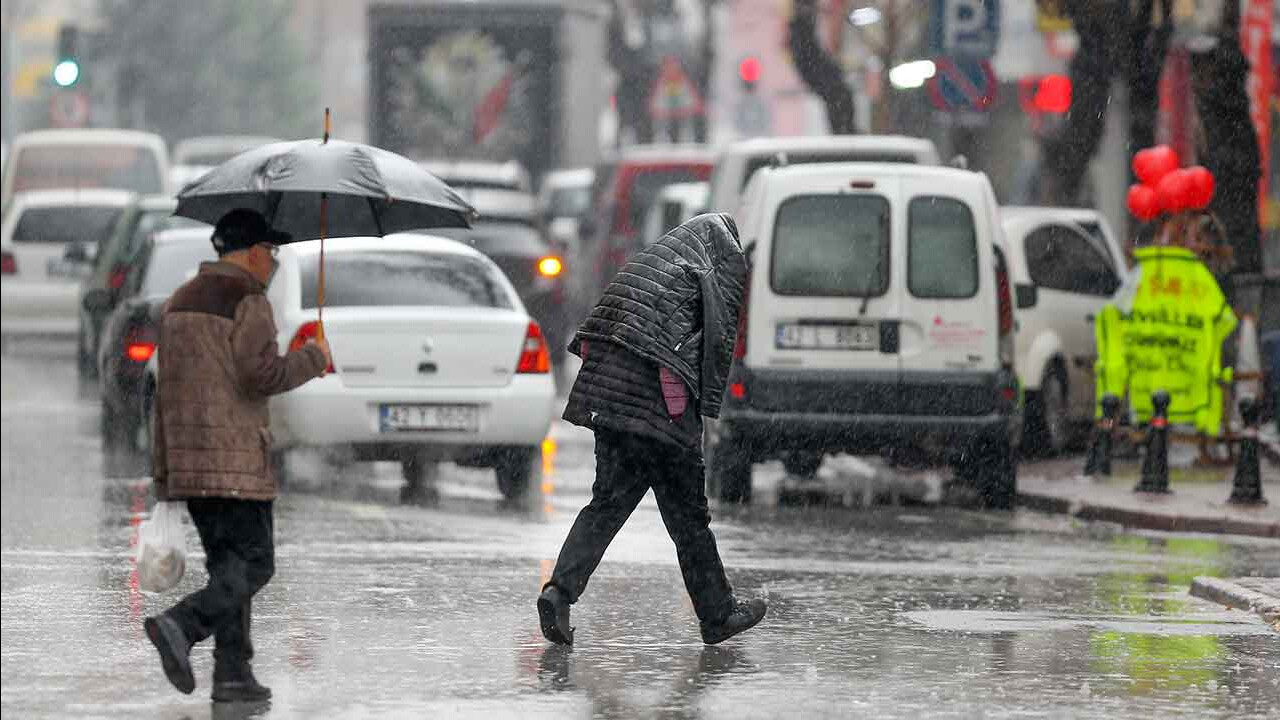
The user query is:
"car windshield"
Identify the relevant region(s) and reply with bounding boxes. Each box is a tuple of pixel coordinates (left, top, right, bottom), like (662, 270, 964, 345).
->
(547, 186, 591, 218)
(141, 242, 216, 296)
(11, 206, 124, 245)
(770, 194, 890, 296)
(298, 251, 511, 309)
(11, 145, 163, 195)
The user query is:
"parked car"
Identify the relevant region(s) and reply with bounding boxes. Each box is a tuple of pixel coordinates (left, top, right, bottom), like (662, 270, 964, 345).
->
(1, 129, 168, 209)
(169, 135, 279, 189)
(140, 234, 557, 499)
(77, 195, 205, 377)
(538, 167, 593, 240)
(419, 159, 532, 192)
(706, 135, 942, 217)
(711, 162, 1019, 507)
(1000, 206, 1129, 455)
(93, 227, 215, 453)
(1, 189, 134, 338)
(641, 181, 709, 246)
(579, 145, 714, 312)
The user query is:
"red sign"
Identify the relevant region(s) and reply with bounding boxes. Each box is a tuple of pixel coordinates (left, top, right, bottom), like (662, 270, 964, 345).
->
(648, 56, 705, 122)
(927, 58, 997, 113)
(1242, 0, 1273, 216)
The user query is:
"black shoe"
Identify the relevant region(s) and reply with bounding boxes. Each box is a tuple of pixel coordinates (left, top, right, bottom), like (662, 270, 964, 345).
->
(537, 585, 574, 647)
(144, 614, 195, 694)
(212, 675, 272, 703)
(700, 598, 767, 645)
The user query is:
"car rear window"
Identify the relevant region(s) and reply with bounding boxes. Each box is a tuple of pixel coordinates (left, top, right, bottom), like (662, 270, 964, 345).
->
(770, 194, 890, 297)
(11, 206, 123, 244)
(298, 251, 511, 309)
(908, 196, 978, 298)
(12, 145, 163, 195)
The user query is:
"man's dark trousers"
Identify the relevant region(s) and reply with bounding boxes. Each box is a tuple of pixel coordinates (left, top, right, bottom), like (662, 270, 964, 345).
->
(548, 429, 734, 623)
(166, 498, 274, 670)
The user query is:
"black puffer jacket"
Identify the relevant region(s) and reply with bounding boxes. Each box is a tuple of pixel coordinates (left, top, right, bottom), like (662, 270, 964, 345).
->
(569, 213, 747, 419)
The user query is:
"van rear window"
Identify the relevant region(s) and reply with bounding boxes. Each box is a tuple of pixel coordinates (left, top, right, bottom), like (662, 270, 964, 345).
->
(908, 197, 978, 298)
(12, 206, 123, 245)
(298, 251, 511, 309)
(770, 194, 890, 297)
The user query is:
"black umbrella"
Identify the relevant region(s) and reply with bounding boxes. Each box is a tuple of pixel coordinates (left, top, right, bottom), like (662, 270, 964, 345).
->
(174, 110, 475, 333)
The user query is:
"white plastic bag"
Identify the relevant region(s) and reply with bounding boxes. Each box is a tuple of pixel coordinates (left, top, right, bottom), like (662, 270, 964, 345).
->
(136, 501, 187, 593)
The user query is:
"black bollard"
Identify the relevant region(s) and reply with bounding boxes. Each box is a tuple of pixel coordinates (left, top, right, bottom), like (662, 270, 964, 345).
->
(1135, 390, 1171, 493)
(1227, 398, 1267, 505)
(1084, 394, 1121, 477)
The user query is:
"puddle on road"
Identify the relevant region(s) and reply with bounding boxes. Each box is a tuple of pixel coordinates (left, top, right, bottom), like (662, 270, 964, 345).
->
(904, 609, 1274, 636)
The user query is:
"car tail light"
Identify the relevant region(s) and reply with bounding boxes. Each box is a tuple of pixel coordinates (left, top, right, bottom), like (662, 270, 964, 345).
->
(730, 381, 746, 399)
(993, 246, 1015, 367)
(537, 256, 563, 278)
(124, 324, 158, 363)
(1, 251, 16, 275)
(108, 265, 129, 290)
(732, 269, 752, 361)
(288, 321, 335, 373)
(517, 321, 551, 373)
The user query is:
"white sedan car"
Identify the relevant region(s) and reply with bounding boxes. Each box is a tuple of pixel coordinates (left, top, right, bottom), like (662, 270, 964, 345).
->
(266, 234, 557, 498)
(1000, 206, 1130, 455)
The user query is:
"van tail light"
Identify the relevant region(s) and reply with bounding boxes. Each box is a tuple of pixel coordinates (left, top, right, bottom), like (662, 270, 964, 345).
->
(517, 321, 551, 374)
(108, 265, 129, 290)
(993, 246, 1015, 367)
(124, 324, 158, 363)
(1, 251, 16, 275)
(732, 269, 752, 361)
(288, 321, 336, 373)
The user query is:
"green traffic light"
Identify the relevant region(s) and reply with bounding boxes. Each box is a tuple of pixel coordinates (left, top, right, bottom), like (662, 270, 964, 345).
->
(53, 60, 80, 87)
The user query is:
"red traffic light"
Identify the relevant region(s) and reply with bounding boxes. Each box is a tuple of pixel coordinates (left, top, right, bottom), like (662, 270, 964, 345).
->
(738, 56, 761, 84)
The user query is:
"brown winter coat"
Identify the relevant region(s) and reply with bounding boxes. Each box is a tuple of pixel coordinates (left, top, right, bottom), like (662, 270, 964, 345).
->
(153, 262, 326, 501)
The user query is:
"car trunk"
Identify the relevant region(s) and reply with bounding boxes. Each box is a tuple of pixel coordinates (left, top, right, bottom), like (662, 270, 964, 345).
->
(317, 308, 527, 389)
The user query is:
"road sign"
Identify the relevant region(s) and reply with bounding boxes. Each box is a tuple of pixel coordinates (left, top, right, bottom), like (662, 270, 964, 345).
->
(929, 0, 1001, 58)
(927, 58, 997, 113)
(49, 91, 89, 128)
(648, 56, 705, 122)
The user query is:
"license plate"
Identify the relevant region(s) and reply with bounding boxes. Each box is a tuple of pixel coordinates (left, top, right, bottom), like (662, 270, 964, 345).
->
(379, 404, 479, 432)
(776, 322, 878, 351)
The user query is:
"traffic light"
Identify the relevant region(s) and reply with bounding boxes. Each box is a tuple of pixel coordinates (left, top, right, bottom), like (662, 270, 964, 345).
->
(53, 25, 81, 88)
(738, 56, 761, 92)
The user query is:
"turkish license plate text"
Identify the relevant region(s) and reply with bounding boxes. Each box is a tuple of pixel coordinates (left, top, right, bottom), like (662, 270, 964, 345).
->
(776, 322, 878, 351)
(380, 404, 478, 432)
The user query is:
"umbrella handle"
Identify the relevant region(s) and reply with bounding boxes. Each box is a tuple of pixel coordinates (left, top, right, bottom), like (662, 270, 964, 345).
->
(317, 192, 326, 342)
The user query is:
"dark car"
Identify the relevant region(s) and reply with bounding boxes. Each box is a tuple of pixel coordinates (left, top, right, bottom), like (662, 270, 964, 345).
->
(76, 194, 203, 378)
(90, 226, 214, 453)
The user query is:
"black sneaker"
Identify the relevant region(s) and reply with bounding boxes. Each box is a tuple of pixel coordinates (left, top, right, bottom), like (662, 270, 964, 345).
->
(537, 585, 574, 647)
(144, 614, 195, 694)
(700, 598, 767, 645)
(212, 670, 272, 703)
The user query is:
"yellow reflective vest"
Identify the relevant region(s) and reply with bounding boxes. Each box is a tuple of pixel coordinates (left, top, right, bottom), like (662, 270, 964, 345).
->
(1094, 247, 1236, 435)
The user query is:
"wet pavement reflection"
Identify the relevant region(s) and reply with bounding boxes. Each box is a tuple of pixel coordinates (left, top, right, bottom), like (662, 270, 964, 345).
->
(2, 344, 1278, 719)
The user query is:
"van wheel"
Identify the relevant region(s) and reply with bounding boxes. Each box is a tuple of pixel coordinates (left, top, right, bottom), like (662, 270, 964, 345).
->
(951, 436, 1016, 510)
(707, 431, 752, 504)
(1025, 368, 1071, 456)
(782, 451, 823, 478)
(495, 446, 539, 500)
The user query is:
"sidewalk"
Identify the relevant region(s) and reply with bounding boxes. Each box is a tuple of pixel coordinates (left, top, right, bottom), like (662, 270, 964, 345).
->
(1189, 576, 1280, 631)
(1017, 455, 1280, 538)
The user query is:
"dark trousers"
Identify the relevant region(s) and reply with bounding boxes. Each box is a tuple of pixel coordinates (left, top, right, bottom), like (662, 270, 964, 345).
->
(166, 498, 274, 671)
(548, 430, 734, 624)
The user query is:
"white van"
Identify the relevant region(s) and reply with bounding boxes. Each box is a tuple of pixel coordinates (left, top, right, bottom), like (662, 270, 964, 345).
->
(707, 135, 941, 217)
(2, 129, 169, 209)
(711, 162, 1019, 508)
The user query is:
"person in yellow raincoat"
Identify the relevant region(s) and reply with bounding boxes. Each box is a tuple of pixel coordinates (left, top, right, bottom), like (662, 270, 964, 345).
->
(1094, 245, 1236, 436)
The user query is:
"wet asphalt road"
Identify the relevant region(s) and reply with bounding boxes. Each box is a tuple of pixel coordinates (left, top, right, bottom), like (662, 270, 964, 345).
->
(2, 341, 1278, 720)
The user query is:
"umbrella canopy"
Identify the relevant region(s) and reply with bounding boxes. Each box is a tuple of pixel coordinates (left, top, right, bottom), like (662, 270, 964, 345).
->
(174, 138, 475, 239)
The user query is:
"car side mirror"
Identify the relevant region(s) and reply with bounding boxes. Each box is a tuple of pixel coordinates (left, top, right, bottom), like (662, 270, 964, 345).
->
(82, 288, 113, 313)
(1015, 283, 1037, 309)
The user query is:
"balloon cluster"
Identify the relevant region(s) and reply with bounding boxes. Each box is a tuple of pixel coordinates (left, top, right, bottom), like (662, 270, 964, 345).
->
(1126, 145, 1215, 221)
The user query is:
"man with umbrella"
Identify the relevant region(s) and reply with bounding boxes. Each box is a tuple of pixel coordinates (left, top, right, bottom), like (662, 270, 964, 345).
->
(144, 209, 331, 702)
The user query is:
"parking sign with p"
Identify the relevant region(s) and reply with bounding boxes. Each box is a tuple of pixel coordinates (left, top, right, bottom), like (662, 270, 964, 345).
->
(930, 0, 1001, 59)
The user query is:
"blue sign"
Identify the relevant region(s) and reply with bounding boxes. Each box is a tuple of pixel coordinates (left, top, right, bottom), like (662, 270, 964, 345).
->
(929, 0, 1001, 58)
(928, 58, 997, 112)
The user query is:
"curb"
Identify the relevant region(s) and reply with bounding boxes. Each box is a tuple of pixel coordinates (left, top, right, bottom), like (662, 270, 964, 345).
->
(1189, 576, 1280, 631)
(1017, 492, 1280, 539)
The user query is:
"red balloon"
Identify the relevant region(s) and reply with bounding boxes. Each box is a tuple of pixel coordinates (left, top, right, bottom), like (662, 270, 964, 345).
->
(1127, 184, 1160, 221)
(1155, 169, 1194, 213)
(1186, 165, 1215, 209)
(1132, 145, 1180, 187)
